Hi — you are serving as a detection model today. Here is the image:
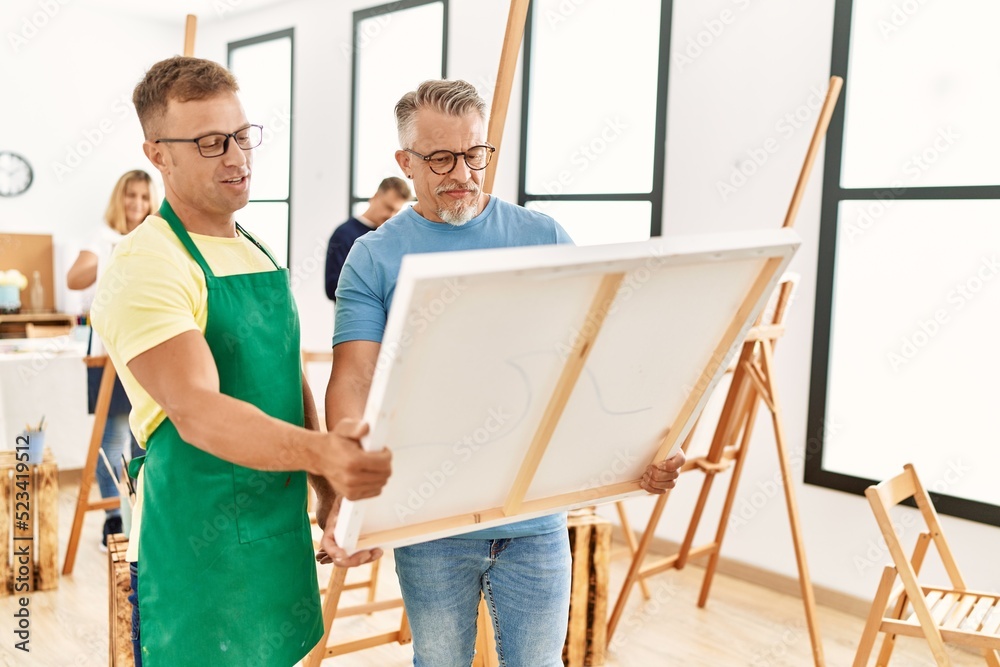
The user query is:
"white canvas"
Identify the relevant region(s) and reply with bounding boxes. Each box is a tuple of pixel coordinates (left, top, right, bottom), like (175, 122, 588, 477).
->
(335, 229, 800, 553)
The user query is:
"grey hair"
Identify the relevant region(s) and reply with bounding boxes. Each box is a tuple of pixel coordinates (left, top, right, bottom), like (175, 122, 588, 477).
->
(395, 79, 488, 148)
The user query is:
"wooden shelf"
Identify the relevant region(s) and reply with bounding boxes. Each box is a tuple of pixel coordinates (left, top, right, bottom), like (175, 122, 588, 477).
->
(0, 313, 75, 339)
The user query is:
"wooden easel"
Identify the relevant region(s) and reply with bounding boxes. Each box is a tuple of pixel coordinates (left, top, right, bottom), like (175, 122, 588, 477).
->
(302, 350, 412, 666)
(607, 77, 844, 667)
(607, 275, 800, 620)
(62, 355, 122, 574)
(306, 2, 530, 663)
(304, 566, 411, 666)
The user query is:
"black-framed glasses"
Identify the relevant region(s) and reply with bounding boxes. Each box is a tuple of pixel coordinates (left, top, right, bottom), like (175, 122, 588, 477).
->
(404, 144, 495, 175)
(155, 124, 263, 158)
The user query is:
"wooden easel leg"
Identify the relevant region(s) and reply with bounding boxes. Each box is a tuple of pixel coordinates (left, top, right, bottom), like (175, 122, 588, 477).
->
(614, 501, 651, 600)
(183, 15, 197, 56)
(697, 397, 760, 607)
(606, 492, 670, 642)
(304, 567, 348, 667)
(398, 604, 412, 645)
(760, 341, 825, 666)
(63, 358, 117, 575)
(473, 596, 499, 667)
(607, 425, 701, 644)
(675, 466, 715, 571)
(676, 351, 754, 569)
(366, 558, 380, 604)
(482, 0, 531, 194)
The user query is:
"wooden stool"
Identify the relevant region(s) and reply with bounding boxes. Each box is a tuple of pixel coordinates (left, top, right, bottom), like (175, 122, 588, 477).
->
(565, 510, 611, 667)
(1, 447, 58, 594)
(107, 533, 135, 667)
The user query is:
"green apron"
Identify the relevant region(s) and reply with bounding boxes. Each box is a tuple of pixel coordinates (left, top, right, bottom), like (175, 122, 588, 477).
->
(132, 201, 322, 666)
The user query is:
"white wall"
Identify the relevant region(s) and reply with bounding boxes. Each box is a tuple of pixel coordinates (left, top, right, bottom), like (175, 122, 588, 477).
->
(5, 0, 997, 607)
(0, 3, 178, 311)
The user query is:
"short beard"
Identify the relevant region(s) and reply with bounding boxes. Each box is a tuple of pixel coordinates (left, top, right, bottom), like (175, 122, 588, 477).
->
(437, 202, 479, 226)
(435, 182, 481, 226)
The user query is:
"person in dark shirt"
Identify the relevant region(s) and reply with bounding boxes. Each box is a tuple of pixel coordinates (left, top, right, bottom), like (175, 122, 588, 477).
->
(325, 176, 411, 300)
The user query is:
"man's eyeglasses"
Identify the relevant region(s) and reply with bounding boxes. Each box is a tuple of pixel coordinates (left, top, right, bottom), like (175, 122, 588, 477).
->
(155, 124, 263, 158)
(404, 144, 495, 175)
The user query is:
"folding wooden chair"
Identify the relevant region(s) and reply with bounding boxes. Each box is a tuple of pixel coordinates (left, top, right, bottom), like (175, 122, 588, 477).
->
(854, 463, 1000, 666)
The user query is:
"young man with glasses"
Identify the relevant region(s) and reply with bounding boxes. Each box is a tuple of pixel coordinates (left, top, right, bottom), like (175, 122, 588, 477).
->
(323, 79, 685, 666)
(91, 56, 391, 666)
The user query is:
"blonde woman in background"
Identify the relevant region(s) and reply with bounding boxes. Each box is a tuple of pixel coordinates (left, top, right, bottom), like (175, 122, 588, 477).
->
(67, 169, 157, 549)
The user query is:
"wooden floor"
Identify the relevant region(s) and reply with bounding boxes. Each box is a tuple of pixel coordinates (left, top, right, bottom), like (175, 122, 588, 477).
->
(2, 479, 986, 667)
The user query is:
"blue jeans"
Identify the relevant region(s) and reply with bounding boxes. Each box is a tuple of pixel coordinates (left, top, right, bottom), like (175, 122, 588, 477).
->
(394, 530, 571, 667)
(95, 413, 139, 518)
(128, 561, 142, 667)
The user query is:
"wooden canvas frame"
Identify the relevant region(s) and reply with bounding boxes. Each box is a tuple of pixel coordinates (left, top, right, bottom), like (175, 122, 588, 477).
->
(335, 229, 800, 553)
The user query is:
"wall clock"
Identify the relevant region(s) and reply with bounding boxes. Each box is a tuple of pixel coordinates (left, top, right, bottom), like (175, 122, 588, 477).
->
(0, 151, 33, 197)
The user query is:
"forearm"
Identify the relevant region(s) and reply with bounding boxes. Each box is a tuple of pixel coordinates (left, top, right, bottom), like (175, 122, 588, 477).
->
(127, 332, 388, 499)
(302, 373, 334, 501)
(325, 359, 372, 431)
(66, 251, 97, 291)
(319, 342, 379, 505)
(317, 365, 366, 506)
(302, 372, 320, 432)
(170, 387, 327, 474)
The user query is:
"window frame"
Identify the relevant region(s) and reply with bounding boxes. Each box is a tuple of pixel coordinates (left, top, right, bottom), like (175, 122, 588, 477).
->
(805, 0, 1000, 527)
(349, 0, 449, 216)
(516, 0, 674, 238)
(227, 27, 295, 265)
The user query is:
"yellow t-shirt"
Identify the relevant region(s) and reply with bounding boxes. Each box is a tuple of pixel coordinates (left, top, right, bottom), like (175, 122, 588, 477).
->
(91, 215, 277, 442)
(90, 214, 280, 561)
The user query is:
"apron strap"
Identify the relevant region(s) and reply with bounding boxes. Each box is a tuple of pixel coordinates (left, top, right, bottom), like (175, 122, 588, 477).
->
(159, 200, 281, 274)
(159, 200, 217, 279)
(236, 223, 282, 270)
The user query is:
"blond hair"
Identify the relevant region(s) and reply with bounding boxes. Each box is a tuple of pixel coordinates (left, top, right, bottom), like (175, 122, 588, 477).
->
(133, 56, 239, 138)
(395, 80, 488, 148)
(104, 170, 157, 234)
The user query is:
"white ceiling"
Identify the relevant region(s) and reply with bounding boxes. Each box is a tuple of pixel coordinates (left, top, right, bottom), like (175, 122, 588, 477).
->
(75, 0, 285, 24)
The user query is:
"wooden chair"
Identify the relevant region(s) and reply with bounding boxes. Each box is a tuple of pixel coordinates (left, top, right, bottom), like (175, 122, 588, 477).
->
(854, 464, 1000, 666)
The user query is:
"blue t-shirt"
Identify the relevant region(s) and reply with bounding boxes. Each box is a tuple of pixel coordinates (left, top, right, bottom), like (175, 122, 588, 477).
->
(334, 196, 573, 539)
